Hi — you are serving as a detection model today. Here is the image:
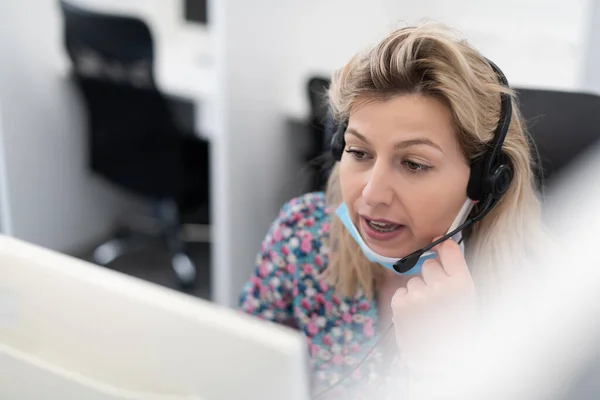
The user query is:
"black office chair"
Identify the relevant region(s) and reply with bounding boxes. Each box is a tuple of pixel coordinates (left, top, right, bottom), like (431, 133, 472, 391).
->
(514, 88, 600, 190)
(305, 76, 335, 192)
(59, 0, 210, 289)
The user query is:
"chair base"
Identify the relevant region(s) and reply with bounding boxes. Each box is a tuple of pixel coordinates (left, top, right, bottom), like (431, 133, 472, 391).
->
(92, 199, 209, 290)
(92, 230, 200, 290)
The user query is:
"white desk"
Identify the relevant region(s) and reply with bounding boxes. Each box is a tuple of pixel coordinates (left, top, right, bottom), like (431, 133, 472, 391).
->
(154, 24, 217, 139)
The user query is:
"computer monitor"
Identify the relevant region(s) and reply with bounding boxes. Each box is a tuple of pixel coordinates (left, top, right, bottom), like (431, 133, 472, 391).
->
(184, 0, 207, 25)
(0, 235, 310, 399)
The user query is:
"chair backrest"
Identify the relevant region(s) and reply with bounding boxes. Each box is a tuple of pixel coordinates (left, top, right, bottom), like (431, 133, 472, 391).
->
(306, 77, 334, 155)
(60, 0, 156, 89)
(59, 0, 182, 198)
(515, 88, 600, 188)
(304, 77, 335, 191)
(59, 0, 177, 138)
(307, 77, 330, 125)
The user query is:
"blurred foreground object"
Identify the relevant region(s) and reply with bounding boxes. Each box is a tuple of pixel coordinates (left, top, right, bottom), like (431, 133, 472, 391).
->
(401, 140, 600, 399)
(0, 235, 310, 399)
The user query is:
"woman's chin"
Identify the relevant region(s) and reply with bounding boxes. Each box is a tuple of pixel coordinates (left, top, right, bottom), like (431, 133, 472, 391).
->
(372, 245, 411, 259)
(362, 237, 414, 259)
(357, 221, 420, 259)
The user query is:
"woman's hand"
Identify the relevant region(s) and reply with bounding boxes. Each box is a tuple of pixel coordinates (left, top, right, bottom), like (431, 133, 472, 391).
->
(390, 237, 478, 372)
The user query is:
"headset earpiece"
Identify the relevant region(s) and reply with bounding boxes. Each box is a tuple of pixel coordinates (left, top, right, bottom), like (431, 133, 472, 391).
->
(489, 161, 513, 198)
(468, 153, 513, 202)
(465, 58, 514, 211)
(467, 157, 485, 201)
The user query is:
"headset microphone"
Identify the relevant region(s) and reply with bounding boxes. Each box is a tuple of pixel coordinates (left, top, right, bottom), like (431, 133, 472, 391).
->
(393, 197, 495, 273)
(393, 227, 471, 273)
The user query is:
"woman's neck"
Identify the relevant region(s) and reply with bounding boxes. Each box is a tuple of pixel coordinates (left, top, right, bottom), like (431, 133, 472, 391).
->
(380, 268, 414, 287)
(375, 270, 413, 329)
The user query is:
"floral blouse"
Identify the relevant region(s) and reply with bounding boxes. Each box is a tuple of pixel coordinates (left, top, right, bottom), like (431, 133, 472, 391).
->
(238, 192, 406, 398)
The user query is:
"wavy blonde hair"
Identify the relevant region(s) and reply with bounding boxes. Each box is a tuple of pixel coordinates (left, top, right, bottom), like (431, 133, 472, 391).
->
(323, 22, 545, 304)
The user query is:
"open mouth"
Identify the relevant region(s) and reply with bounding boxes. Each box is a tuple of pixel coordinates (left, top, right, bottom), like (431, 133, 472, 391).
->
(360, 216, 405, 241)
(366, 220, 401, 233)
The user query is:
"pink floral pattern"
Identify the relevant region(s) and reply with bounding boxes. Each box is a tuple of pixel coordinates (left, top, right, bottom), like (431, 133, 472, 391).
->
(239, 192, 403, 398)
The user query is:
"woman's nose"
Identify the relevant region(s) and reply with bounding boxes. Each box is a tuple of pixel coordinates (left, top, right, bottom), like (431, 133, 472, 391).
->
(362, 163, 394, 207)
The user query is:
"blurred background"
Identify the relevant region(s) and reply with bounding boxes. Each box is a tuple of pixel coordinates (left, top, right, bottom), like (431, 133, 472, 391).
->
(0, 0, 599, 309)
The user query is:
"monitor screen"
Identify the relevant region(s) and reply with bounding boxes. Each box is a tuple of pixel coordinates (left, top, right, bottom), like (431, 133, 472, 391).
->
(184, 0, 207, 24)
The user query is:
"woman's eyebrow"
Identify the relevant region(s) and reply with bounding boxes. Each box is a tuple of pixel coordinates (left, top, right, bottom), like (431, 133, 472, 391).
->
(345, 127, 444, 153)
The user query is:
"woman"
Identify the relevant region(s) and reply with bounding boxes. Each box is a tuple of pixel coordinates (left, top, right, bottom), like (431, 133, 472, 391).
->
(239, 22, 544, 398)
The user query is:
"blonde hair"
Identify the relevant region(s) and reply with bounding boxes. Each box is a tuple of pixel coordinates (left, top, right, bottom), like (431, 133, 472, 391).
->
(323, 22, 545, 303)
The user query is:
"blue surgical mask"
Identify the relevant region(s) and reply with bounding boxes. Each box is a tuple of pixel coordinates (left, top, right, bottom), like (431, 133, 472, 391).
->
(335, 201, 469, 275)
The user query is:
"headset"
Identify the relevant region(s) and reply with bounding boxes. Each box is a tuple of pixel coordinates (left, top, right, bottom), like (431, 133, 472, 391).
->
(330, 58, 515, 273)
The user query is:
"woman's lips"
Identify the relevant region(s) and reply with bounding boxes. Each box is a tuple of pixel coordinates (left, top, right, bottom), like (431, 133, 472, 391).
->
(359, 216, 405, 241)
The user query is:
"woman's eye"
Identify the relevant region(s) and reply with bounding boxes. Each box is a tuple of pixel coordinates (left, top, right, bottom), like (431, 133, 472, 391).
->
(345, 149, 368, 160)
(403, 160, 431, 172)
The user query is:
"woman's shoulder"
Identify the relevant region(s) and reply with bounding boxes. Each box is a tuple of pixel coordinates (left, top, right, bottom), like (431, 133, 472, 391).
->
(269, 192, 333, 235)
(278, 191, 331, 221)
(263, 191, 332, 271)
(240, 192, 333, 320)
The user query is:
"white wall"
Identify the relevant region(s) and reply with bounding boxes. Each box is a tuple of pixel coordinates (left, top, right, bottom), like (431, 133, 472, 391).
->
(0, 0, 131, 252)
(212, 0, 596, 307)
(279, 0, 594, 120)
(582, 0, 600, 93)
(210, 1, 290, 306)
